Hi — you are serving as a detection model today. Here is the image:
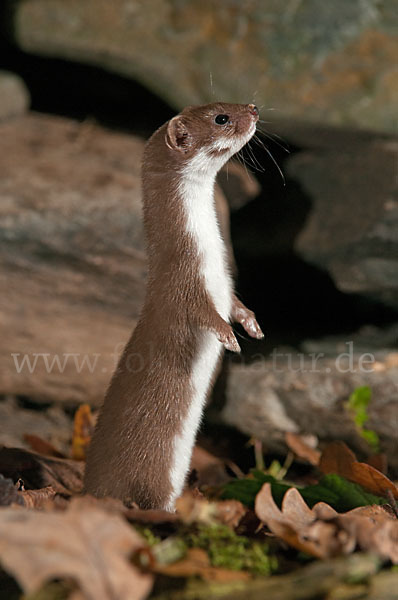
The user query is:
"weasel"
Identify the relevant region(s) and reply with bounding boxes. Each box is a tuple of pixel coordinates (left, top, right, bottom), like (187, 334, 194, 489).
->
(84, 102, 264, 510)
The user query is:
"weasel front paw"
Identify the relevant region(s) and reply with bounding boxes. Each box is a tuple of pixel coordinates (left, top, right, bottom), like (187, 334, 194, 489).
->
(232, 299, 264, 340)
(217, 328, 241, 353)
(240, 312, 264, 339)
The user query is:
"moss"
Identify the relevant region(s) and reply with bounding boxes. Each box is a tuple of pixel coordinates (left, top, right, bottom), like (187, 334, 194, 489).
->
(186, 524, 277, 576)
(136, 526, 161, 547)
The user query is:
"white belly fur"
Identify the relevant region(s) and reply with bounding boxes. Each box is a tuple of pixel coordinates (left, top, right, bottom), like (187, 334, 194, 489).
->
(167, 164, 232, 508)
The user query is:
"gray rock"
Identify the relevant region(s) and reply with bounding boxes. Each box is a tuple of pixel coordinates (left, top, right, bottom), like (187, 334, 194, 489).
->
(0, 71, 30, 120)
(10, 0, 398, 134)
(287, 132, 398, 310)
(0, 113, 247, 405)
(222, 352, 398, 469)
(0, 396, 72, 454)
(0, 113, 147, 405)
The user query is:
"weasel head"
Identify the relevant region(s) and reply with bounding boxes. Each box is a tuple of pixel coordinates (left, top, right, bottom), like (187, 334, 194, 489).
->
(165, 102, 259, 175)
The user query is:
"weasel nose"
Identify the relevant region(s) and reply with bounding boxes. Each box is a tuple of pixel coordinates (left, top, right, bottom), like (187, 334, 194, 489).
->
(248, 104, 259, 117)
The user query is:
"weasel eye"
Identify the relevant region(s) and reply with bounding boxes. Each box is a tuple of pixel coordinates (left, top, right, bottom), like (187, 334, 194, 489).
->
(215, 114, 229, 125)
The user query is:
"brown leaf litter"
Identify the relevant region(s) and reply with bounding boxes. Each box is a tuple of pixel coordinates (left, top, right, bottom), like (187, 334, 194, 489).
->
(255, 483, 398, 563)
(0, 446, 84, 496)
(71, 403, 96, 461)
(175, 491, 246, 528)
(0, 496, 153, 600)
(320, 441, 398, 500)
(190, 444, 243, 487)
(285, 432, 321, 466)
(24, 433, 67, 458)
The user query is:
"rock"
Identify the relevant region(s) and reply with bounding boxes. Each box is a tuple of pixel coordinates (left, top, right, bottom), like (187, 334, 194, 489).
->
(0, 113, 242, 405)
(221, 352, 398, 470)
(0, 71, 30, 120)
(0, 397, 72, 454)
(0, 113, 147, 405)
(9, 0, 398, 134)
(286, 132, 398, 311)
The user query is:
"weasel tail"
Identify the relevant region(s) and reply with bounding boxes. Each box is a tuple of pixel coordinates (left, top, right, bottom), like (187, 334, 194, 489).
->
(84, 103, 263, 510)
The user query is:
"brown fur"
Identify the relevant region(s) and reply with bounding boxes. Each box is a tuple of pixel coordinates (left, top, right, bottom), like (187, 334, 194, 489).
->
(84, 103, 263, 509)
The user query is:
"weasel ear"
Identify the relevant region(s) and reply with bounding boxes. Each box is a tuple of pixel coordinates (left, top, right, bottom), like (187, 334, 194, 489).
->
(165, 116, 192, 152)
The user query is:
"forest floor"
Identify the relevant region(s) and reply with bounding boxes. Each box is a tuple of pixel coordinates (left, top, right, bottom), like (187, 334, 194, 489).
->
(0, 390, 397, 600)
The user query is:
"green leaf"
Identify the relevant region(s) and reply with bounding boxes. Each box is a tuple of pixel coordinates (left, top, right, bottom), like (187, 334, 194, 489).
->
(221, 471, 385, 512)
(222, 472, 293, 508)
(302, 474, 385, 512)
(347, 386, 372, 428)
(346, 386, 380, 452)
(348, 386, 372, 410)
(361, 429, 380, 452)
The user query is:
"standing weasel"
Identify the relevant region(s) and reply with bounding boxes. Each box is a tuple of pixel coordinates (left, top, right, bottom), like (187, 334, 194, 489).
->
(84, 103, 263, 510)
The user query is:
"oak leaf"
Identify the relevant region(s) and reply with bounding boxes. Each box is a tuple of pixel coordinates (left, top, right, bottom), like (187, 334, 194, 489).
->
(0, 496, 153, 600)
(176, 491, 246, 528)
(23, 433, 66, 458)
(285, 432, 321, 466)
(255, 483, 398, 562)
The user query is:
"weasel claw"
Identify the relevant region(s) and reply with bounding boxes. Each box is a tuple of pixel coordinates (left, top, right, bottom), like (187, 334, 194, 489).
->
(243, 317, 264, 339)
(219, 331, 241, 353)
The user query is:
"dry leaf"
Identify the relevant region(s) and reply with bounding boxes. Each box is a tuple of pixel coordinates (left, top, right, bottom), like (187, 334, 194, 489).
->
(175, 492, 217, 524)
(365, 453, 388, 475)
(190, 445, 233, 487)
(336, 505, 398, 563)
(255, 483, 398, 562)
(215, 499, 247, 529)
(0, 446, 84, 494)
(19, 486, 58, 509)
(23, 433, 66, 458)
(255, 484, 340, 558)
(156, 547, 250, 582)
(0, 496, 153, 600)
(320, 442, 398, 499)
(176, 491, 245, 528)
(190, 445, 244, 486)
(71, 404, 95, 461)
(285, 432, 321, 466)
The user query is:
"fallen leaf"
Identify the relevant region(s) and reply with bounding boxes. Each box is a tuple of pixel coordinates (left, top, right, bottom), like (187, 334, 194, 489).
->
(320, 442, 398, 500)
(23, 433, 66, 458)
(0, 446, 84, 494)
(176, 491, 245, 528)
(215, 499, 247, 529)
(255, 483, 398, 562)
(366, 453, 388, 475)
(155, 547, 250, 582)
(190, 446, 233, 487)
(71, 404, 95, 460)
(223, 469, 384, 512)
(19, 486, 58, 509)
(255, 483, 341, 559)
(0, 496, 153, 600)
(336, 505, 398, 563)
(285, 432, 321, 466)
